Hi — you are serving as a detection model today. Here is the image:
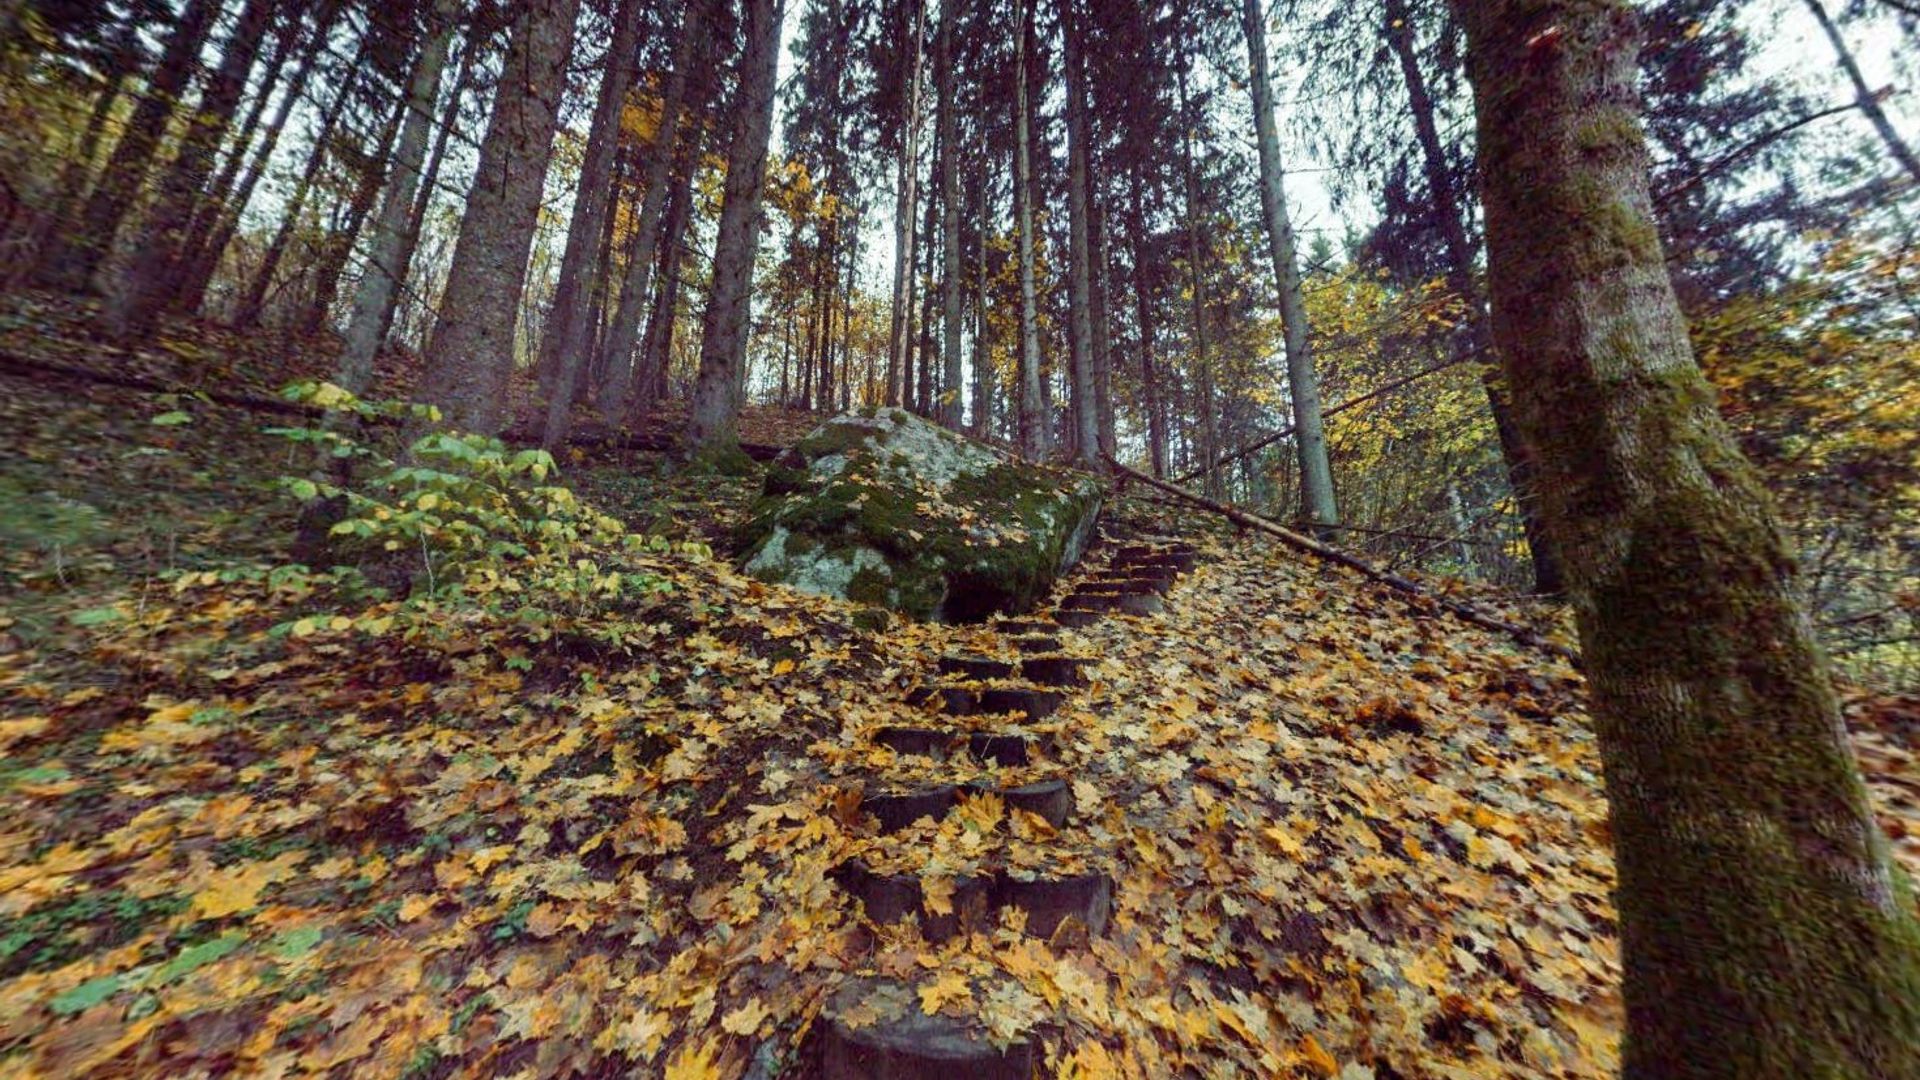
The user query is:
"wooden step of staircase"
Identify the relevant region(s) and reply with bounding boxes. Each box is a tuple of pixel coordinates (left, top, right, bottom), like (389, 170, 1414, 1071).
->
(858, 778, 1071, 833)
(816, 978, 1038, 1079)
(834, 860, 1112, 941)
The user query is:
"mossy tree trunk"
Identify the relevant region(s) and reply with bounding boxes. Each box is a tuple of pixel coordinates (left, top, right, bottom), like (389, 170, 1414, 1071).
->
(1456, 2, 1920, 1076)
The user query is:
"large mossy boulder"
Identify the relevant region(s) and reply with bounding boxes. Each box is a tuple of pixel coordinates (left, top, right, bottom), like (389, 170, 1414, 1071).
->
(737, 407, 1102, 621)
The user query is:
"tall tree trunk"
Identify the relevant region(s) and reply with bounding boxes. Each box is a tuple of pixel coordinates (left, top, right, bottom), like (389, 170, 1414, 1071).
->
(839, 225, 858, 411)
(935, 0, 964, 428)
(686, 0, 785, 454)
(539, 0, 645, 447)
(886, 0, 926, 408)
(1060, 0, 1098, 464)
(638, 153, 695, 412)
(1805, 0, 1920, 184)
(111, 0, 280, 339)
(1012, 0, 1046, 458)
(971, 170, 992, 438)
(599, 0, 707, 424)
(301, 95, 405, 334)
(233, 33, 367, 330)
(379, 34, 475, 345)
(1240, 0, 1337, 527)
(1381, 0, 1563, 594)
(37, 0, 220, 293)
(333, 0, 457, 397)
(7, 27, 134, 292)
(1089, 166, 1115, 457)
(417, 0, 580, 435)
(1127, 167, 1167, 478)
(1178, 61, 1219, 499)
(1457, 2, 1920, 1076)
(819, 223, 839, 412)
(178, 2, 342, 317)
(915, 148, 939, 414)
(177, 5, 304, 291)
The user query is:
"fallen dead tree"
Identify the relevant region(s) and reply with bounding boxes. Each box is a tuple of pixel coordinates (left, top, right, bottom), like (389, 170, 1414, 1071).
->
(1, 351, 782, 460)
(1107, 454, 1579, 663)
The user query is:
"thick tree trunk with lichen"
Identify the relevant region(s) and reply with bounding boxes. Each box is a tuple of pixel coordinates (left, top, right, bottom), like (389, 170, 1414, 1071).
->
(686, 0, 784, 459)
(1456, 2, 1920, 1077)
(1059, 0, 1098, 466)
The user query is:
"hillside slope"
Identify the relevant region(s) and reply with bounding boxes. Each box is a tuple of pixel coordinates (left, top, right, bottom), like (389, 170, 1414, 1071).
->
(0, 306, 1915, 1079)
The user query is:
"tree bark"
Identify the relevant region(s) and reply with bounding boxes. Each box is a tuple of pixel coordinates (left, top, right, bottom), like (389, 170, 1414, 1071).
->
(539, 0, 645, 447)
(971, 168, 993, 438)
(301, 92, 407, 335)
(1089, 173, 1116, 457)
(886, 0, 926, 408)
(1382, 0, 1563, 594)
(110, 0, 279, 340)
(1177, 59, 1219, 498)
(935, 0, 965, 428)
(1012, 0, 1047, 458)
(1457, 2, 1920, 1076)
(637, 153, 695, 411)
(1805, 0, 1920, 185)
(598, 0, 707, 424)
(233, 32, 367, 330)
(1127, 166, 1167, 478)
(37, 0, 220, 293)
(178, 2, 342, 317)
(1240, 0, 1338, 527)
(6, 25, 135, 293)
(378, 34, 475, 346)
(686, 0, 785, 455)
(333, 0, 457, 396)
(1059, 0, 1099, 466)
(175, 4, 306, 301)
(417, 0, 580, 435)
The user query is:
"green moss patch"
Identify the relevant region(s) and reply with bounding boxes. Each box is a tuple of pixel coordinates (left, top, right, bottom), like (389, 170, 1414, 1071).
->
(737, 409, 1102, 621)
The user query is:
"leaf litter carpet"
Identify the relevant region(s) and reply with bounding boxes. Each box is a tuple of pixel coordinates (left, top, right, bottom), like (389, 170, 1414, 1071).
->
(3, 504, 1919, 1078)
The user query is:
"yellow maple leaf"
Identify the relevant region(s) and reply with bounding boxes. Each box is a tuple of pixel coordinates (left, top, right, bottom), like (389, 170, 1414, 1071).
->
(720, 998, 771, 1035)
(921, 875, 956, 917)
(191, 850, 307, 919)
(919, 971, 971, 1015)
(1298, 1034, 1339, 1078)
(771, 658, 796, 676)
(397, 894, 438, 922)
(663, 1035, 726, 1080)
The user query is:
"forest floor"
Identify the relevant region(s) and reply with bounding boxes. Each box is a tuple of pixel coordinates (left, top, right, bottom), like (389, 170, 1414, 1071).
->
(1, 295, 1918, 1079)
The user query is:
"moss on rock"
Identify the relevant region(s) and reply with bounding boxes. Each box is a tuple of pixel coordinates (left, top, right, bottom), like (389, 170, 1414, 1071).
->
(737, 408, 1102, 621)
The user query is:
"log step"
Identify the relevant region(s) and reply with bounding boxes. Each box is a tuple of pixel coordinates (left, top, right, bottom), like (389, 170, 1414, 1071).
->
(872, 727, 1048, 767)
(936, 656, 1018, 680)
(1063, 591, 1163, 616)
(1053, 610, 1102, 629)
(859, 779, 1071, 833)
(1009, 634, 1062, 654)
(992, 618, 1055, 636)
(1016, 655, 1097, 687)
(932, 685, 1063, 720)
(836, 861, 1112, 941)
(818, 978, 1037, 1079)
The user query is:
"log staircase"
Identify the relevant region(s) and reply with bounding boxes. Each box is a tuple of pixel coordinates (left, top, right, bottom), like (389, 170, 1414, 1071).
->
(814, 532, 1201, 1077)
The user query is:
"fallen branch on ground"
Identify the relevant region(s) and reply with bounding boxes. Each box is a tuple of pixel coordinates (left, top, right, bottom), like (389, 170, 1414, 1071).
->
(1109, 454, 1579, 663)
(1, 351, 783, 460)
